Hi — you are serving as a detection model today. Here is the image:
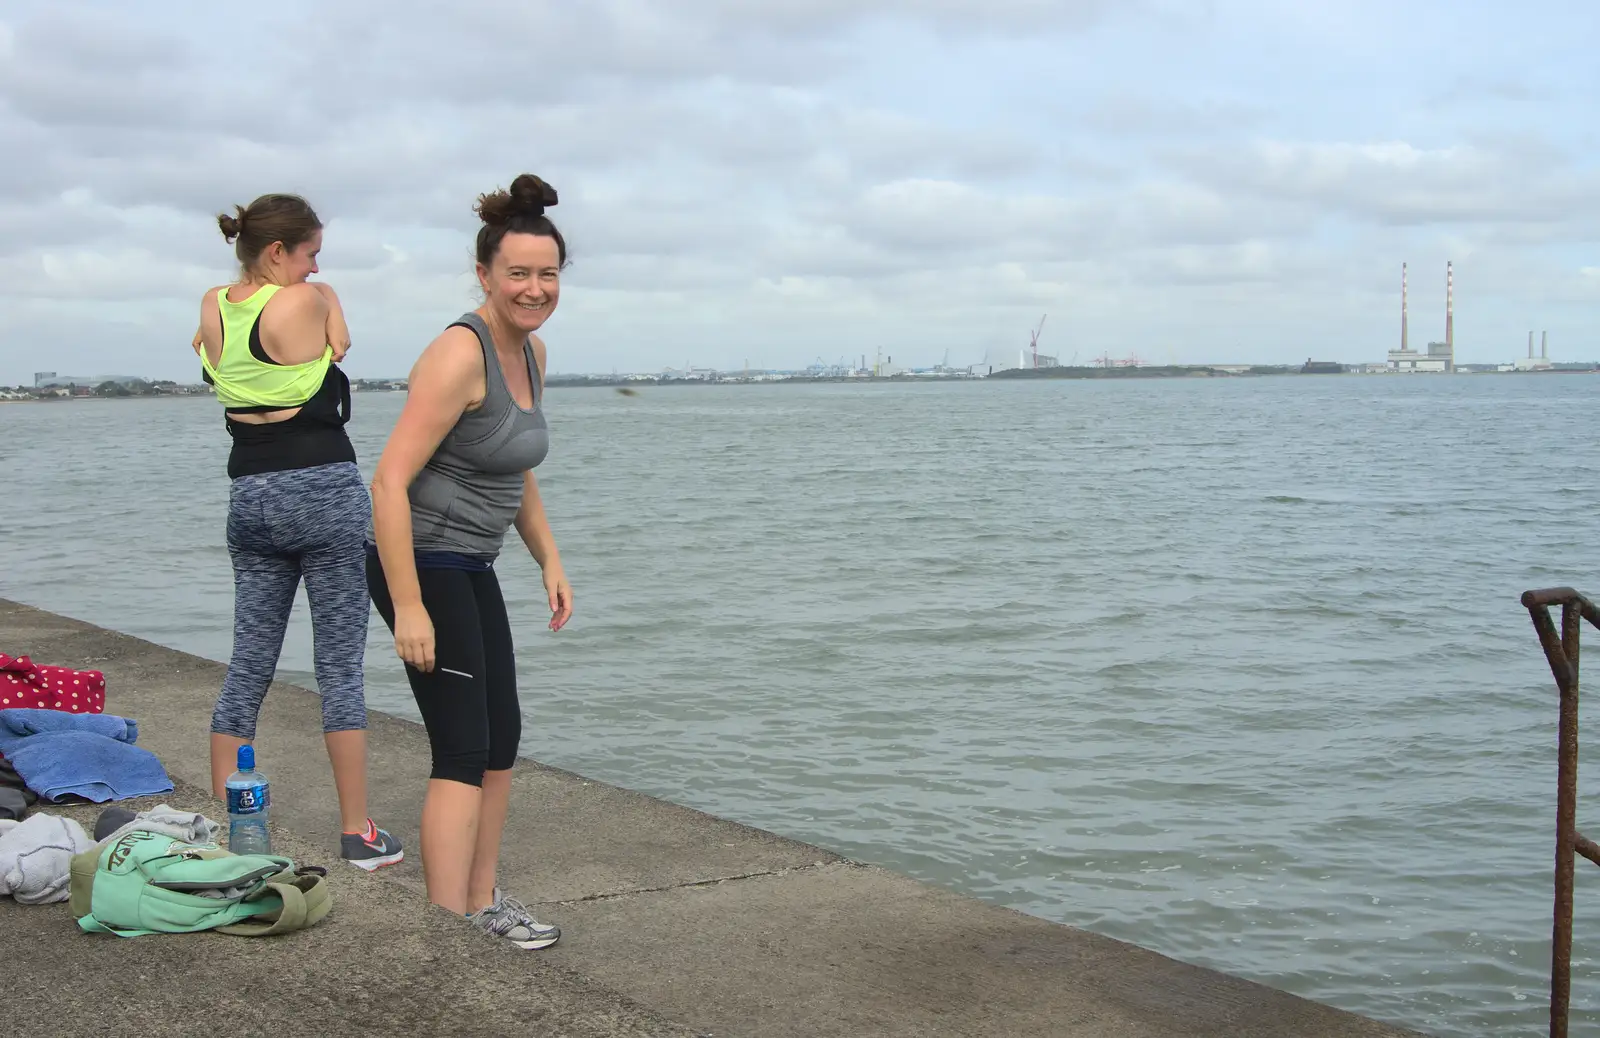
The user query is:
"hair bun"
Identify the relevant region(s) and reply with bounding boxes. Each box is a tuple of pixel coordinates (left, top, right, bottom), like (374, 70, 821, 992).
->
(509, 174, 558, 215)
(475, 174, 558, 226)
(217, 206, 247, 243)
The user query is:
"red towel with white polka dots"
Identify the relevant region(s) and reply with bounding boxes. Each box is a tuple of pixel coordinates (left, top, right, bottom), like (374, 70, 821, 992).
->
(0, 654, 106, 714)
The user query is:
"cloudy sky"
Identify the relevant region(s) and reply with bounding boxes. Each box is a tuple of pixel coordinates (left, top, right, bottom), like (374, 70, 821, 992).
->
(1, 0, 1596, 382)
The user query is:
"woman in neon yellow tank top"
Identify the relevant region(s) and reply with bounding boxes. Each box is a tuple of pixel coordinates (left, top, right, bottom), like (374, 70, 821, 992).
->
(194, 193, 403, 872)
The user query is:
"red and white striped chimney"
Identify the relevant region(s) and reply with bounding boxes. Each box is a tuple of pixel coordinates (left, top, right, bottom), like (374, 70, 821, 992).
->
(1445, 261, 1453, 351)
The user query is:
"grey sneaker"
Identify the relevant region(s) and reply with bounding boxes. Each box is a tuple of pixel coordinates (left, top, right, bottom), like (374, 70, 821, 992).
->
(470, 892, 561, 950)
(340, 820, 404, 871)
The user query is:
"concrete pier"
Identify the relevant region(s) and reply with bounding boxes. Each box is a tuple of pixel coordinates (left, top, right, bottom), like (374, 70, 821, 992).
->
(1, 599, 1427, 1037)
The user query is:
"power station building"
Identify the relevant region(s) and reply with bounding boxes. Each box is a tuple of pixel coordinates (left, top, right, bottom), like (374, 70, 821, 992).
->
(1386, 262, 1455, 372)
(983, 348, 1060, 374)
(1512, 331, 1553, 371)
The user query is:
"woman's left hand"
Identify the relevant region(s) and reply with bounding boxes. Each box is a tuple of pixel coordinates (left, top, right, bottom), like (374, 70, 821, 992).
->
(543, 565, 573, 632)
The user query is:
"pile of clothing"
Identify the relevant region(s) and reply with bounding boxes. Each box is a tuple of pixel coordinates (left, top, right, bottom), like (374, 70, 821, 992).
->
(0, 652, 172, 818)
(0, 803, 213, 905)
(1, 802, 331, 938)
(0, 652, 330, 937)
(0, 709, 172, 806)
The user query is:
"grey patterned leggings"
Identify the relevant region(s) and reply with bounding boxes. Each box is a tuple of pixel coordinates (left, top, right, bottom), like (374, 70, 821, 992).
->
(211, 462, 371, 739)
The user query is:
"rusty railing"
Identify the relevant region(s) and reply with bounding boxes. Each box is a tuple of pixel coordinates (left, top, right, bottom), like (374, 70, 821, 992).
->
(1522, 587, 1600, 1038)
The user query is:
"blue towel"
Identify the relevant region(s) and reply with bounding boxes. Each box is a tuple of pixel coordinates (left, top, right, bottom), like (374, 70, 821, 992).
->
(0, 709, 136, 752)
(0, 709, 170, 803)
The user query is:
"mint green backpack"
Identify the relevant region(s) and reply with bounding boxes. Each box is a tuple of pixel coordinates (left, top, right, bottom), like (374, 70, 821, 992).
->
(68, 828, 332, 937)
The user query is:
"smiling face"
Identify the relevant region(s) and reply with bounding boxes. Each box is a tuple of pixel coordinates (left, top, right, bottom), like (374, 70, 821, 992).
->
(251, 229, 322, 286)
(477, 231, 561, 332)
(283, 231, 322, 282)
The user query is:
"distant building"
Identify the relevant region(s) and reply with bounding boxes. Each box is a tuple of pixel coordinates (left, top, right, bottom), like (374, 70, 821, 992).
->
(1386, 346, 1447, 372)
(982, 348, 1060, 375)
(1301, 359, 1346, 374)
(657, 366, 722, 381)
(1512, 331, 1554, 371)
(1426, 340, 1454, 371)
(34, 372, 145, 388)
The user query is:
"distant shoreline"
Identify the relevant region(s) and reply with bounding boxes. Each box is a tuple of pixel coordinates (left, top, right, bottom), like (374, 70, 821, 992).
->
(0, 395, 214, 404)
(6, 364, 1595, 403)
(540, 366, 1600, 387)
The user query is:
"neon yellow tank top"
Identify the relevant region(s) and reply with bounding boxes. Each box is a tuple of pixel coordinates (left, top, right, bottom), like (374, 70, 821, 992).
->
(200, 284, 332, 410)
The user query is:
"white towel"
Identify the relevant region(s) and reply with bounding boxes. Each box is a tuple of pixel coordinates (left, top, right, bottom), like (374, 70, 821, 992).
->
(0, 813, 93, 904)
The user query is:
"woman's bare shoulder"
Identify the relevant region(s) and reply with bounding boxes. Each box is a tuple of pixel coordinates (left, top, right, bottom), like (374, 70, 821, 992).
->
(414, 324, 484, 375)
(306, 281, 342, 304)
(259, 282, 330, 323)
(401, 324, 487, 413)
(273, 281, 327, 304)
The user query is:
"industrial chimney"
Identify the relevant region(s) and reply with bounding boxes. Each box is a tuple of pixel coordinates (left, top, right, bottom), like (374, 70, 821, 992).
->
(1543, 331, 1548, 360)
(1445, 261, 1453, 351)
(1401, 263, 1408, 352)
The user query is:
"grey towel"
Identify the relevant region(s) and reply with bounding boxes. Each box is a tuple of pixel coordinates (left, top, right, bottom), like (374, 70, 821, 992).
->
(0, 812, 94, 904)
(0, 788, 27, 822)
(96, 803, 221, 848)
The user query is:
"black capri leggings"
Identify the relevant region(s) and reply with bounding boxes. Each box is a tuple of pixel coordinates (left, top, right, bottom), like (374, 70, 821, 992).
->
(367, 555, 521, 787)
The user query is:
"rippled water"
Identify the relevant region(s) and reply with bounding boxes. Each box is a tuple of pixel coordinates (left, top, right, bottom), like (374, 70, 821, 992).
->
(4, 374, 1600, 1036)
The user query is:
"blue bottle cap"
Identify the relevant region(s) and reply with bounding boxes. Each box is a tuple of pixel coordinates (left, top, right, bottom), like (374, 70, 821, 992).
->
(237, 744, 255, 771)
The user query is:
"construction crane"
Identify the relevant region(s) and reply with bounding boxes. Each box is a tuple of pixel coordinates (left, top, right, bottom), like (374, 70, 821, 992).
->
(1030, 314, 1047, 368)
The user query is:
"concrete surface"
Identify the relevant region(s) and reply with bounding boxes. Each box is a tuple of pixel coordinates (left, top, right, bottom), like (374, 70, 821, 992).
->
(7, 780, 702, 1038)
(0, 598, 1429, 1037)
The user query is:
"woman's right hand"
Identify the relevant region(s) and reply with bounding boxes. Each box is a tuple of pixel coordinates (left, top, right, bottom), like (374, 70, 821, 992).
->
(394, 603, 436, 672)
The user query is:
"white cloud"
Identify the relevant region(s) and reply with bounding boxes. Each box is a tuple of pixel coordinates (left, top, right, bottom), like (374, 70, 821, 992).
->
(0, 0, 1596, 381)
(1175, 139, 1600, 230)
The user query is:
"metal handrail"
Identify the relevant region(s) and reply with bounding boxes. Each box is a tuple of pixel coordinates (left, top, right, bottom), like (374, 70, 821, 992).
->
(1521, 586, 1600, 1038)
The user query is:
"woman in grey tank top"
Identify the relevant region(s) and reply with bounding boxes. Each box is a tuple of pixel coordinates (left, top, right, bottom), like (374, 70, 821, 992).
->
(366, 174, 572, 949)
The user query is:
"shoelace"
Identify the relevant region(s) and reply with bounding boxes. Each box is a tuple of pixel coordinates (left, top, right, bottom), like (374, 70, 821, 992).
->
(475, 902, 519, 931)
(495, 896, 553, 931)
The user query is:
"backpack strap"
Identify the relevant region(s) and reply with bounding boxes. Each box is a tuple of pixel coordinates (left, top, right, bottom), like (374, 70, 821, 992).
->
(213, 867, 331, 937)
(77, 913, 163, 938)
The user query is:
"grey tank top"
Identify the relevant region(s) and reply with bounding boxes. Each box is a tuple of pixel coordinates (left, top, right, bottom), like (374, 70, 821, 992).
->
(406, 312, 550, 558)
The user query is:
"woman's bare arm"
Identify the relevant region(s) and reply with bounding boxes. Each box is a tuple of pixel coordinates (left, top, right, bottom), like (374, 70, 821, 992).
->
(513, 472, 560, 573)
(513, 471, 572, 631)
(369, 326, 485, 670)
(309, 282, 352, 362)
(193, 287, 225, 364)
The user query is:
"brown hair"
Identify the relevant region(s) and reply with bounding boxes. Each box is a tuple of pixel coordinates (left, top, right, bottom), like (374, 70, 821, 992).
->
(473, 174, 568, 269)
(217, 194, 322, 274)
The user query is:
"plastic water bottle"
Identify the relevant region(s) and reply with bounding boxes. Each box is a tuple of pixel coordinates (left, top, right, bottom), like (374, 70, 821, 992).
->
(225, 744, 271, 855)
